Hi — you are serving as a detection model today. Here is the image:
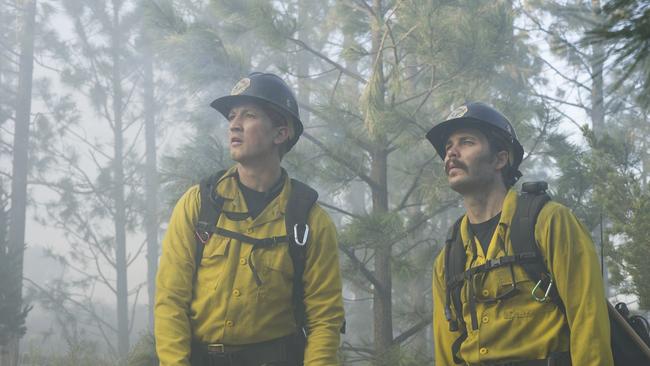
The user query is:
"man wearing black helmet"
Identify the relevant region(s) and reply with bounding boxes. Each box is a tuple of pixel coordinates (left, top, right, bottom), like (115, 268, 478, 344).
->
(155, 73, 345, 366)
(428, 103, 613, 365)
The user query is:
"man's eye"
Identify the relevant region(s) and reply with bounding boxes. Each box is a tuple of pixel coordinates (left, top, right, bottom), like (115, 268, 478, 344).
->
(246, 113, 256, 118)
(227, 115, 235, 121)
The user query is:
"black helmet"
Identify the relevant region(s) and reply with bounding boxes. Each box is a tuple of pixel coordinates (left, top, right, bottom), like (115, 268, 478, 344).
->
(210, 72, 303, 151)
(425, 102, 524, 169)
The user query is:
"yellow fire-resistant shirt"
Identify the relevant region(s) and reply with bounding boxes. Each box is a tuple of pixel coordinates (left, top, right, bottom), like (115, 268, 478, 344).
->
(155, 167, 345, 366)
(432, 189, 613, 365)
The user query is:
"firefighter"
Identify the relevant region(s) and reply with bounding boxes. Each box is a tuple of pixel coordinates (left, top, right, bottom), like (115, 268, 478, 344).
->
(428, 102, 613, 365)
(155, 72, 345, 366)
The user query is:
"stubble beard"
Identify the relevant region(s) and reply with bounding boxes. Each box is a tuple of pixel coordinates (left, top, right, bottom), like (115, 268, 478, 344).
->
(448, 153, 500, 196)
(449, 171, 482, 195)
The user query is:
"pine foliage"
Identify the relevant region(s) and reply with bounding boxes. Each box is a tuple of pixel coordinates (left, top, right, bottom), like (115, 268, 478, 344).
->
(588, 0, 650, 105)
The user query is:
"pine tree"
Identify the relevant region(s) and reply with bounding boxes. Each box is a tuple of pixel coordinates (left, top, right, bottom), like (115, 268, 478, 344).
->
(2, 1, 36, 364)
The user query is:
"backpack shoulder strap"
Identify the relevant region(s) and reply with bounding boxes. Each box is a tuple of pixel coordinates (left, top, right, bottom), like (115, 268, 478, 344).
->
(444, 215, 468, 364)
(193, 170, 227, 282)
(509, 181, 563, 309)
(284, 178, 318, 330)
(510, 182, 550, 281)
(444, 216, 466, 327)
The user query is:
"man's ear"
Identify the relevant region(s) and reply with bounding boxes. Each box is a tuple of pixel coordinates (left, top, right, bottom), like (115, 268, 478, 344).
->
(495, 150, 509, 170)
(273, 126, 290, 145)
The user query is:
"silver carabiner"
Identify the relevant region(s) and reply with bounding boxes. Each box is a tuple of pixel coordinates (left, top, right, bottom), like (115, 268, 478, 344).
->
(293, 224, 309, 246)
(531, 277, 553, 302)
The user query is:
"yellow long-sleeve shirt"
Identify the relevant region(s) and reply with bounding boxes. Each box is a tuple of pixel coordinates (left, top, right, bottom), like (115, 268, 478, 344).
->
(155, 167, 345, 365)
(433, 189, 613, 365)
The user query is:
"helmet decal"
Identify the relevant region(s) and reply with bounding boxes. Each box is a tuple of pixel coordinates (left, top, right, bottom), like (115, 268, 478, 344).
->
(447, 105, 468, 119)
(230, 77, 251, 95)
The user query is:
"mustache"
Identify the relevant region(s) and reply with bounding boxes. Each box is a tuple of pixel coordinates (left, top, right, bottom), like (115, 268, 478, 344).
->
(445, 159, 467, 174)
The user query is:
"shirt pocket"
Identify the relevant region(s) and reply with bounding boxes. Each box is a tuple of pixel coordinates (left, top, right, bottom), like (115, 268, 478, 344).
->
(496, 265, 556, 319)
(256, 244, 294, 302)
(260, 243, 294, 280)
(195, 235, 230, 291)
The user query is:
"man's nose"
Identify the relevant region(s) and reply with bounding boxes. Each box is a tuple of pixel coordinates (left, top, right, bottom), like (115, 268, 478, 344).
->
(229, 115, 242, 131)
(445, 144, 458, 160)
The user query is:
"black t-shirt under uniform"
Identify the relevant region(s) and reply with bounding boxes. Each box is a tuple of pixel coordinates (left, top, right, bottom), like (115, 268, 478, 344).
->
(237, 173, 285, 219)
(469, 213, 502, 255)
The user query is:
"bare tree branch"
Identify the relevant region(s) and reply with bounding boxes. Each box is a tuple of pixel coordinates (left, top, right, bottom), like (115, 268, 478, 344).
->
(340, 342, 375, 356)
(288, 37, 367, 84)
(329, 70, 343, 105)
(548, 104, 583, 130)
(340, 244, 386, 296)
(347, 0, 374, 18)
(520, 8, 590, 71)
(532, 92, 590, 112)
(522, 106, 555, 163)
(536, 54, 592, 92)
(298, 102, 374, 153)
(128, 282, 144, 334)
(318, 200, 362, 219)
(127, 238, 147, 267)
(392, 316, 432, 345)
(394, 157, 436, 212)
(24, 278, 118, 333)
(302, 131, 379, 191)
(389, 199, 458, 248)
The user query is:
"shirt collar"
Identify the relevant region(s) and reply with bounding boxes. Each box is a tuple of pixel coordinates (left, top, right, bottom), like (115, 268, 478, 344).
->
(235, 169, 286, 200)
(214, 166, 292, 220)
(459, 188, 519, 246)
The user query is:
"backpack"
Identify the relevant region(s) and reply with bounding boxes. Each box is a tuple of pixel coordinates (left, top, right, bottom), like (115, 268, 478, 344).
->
(192, 170, 317, 333)
(443, 181, 650, 365)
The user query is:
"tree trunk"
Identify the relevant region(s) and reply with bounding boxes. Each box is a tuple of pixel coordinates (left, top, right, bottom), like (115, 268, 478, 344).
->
(591, 0, 605, 138)
(371, 149, 392, 364)
(368, 1, 393, 364)
(590, 0, 609, 297)
(296, 1, 311, 126)
(111, 1, 129, 361)
(1, 1, 36, 365)
(143, 42, 158, 336)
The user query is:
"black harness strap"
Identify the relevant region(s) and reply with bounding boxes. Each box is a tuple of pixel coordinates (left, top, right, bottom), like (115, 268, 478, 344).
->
(213, 227, 288, 247)
(285, 179, 318, 332)
(192, 171, 319, 335)
(510, 182, 563, 310)
(213, 226, 291, 286)
(194, 170, 228, 281)
(447, 252, 541, 287)
(444, 217, 467, 364)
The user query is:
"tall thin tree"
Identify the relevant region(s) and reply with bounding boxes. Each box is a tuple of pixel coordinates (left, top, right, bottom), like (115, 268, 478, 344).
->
(2, 1, 36, 364)
(143, 39, 158, 334)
